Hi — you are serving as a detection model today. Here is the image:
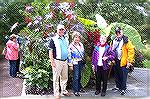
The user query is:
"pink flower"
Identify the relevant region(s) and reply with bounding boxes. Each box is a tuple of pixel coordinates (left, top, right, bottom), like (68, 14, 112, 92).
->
(25, 5, 33, 13)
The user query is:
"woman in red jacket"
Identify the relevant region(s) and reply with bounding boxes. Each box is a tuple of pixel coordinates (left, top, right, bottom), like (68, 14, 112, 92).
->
(5, 34, 19, 77)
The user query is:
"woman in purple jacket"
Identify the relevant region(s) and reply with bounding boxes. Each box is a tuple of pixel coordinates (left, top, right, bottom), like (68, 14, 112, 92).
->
(92, 35, 115, 96)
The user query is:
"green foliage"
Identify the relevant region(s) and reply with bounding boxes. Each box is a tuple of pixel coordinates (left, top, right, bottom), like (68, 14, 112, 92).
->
(0, 1, 33, 42)
(77, 17, 98, 32)
(34, 0, 55, 4)
(77, 17, 96, 26)
(143, 60, 150, 68)
(20, 1, 76, 91)
(22, 39, 52, 89)
(75, 3, 149, 42)
(133, 49, 144, 68)
(24, 66, 51, 89)
(81, 61, 92, 88)
(75, 3, 98, 20)
(142, 49, 150, 60)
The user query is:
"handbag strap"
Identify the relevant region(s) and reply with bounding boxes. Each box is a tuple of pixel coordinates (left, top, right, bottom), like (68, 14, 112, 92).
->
(113, 41, 120, 51)
(72, 43, 84, 59)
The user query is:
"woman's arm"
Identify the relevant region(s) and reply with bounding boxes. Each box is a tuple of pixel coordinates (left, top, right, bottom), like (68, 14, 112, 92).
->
(107, 47, 115, 61)
(12, 42, 19, 51)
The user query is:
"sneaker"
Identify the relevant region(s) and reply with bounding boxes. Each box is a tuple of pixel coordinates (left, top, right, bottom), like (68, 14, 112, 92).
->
(17, 71, 22, 74)
(121, 90, 125, 95)
(74, 92, 80, 96)
(95, 90, 101, 95)
(101, 92, 106, 97)
(112, 87, 119, 90)
(79, 89, 85, 93)
(62, 92, 71, 96)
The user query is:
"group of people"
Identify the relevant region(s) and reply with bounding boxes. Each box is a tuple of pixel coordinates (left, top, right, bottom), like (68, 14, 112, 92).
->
(4, 24, 134, 99)
(49, 24, 134, 99)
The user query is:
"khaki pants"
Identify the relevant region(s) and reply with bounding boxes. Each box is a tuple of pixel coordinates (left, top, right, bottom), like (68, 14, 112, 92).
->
(52, 59, 68, 96)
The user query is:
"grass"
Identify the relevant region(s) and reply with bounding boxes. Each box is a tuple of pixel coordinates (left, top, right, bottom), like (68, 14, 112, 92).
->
(143, 59, 150, 68)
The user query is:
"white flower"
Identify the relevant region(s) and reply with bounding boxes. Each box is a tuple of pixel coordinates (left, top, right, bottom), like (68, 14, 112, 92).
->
(27, 22, 32, 27)
(35, 28, 40, 32)
(25, 6, 33, 13)
(45, 12, 53, 20)
(34, 20, 39, 24)
(10, 22, 19, 32)
(59, 2, 70, 10)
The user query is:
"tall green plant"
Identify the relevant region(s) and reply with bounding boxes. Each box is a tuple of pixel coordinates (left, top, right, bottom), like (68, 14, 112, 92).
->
(81, 61, 93, 88)
(20, 1, 83, 92)
(22, 38, 52, 90)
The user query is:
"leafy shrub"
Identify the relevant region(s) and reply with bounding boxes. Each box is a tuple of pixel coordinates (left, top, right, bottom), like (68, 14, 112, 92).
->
(133, 49, 144, 68)
(143, 60, 150, 68)
(21, 38, 53, 94)
(142, 49, 150, 60)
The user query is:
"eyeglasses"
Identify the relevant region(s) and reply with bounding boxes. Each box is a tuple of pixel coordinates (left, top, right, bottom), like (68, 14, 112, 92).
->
(59, 29, 64, 31)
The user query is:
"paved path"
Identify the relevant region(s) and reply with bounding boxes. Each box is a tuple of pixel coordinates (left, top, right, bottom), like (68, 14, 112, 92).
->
(0, 56, 150, 98)
(0, 58, 23, 98)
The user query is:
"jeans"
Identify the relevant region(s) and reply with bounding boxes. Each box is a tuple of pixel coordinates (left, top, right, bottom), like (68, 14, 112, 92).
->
(95, 66, 109, 93)
(114, 59, 129, 90)
(72, 61, 84, 93)
(9, 60, 17, 77)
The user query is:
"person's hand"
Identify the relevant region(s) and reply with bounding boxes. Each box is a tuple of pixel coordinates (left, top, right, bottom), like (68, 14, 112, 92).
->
(102, 57, 108, 61)
(68, 63, 73, 67)
(50, 61, 56, 68)
(68, 63, 73, 71)
(92, 65, 95, 74)
(126, 62, 133, 69)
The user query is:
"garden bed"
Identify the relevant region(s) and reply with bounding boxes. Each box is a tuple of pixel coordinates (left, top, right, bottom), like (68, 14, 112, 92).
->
(25, 85, 53, 95)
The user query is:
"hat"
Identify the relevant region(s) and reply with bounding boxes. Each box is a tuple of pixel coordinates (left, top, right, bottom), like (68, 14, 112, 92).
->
(57, 24, 65, 30)
(115, 27, 121, 33)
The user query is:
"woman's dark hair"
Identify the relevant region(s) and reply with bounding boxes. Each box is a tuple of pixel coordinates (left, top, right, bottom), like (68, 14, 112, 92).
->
(9, 34, 16, 41)
(115, 27, 121, 33)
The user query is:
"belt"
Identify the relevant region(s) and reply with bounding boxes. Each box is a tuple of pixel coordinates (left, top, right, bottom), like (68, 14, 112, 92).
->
(73, 58, 82, 61)
(55, 59, 67, 61)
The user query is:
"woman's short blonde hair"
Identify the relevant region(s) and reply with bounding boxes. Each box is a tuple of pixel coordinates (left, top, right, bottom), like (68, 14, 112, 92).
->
(10, 34, 17, 41)
(72, 31, 81, 39)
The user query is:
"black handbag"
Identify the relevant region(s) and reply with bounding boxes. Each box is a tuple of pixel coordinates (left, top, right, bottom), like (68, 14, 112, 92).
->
(128, 65, 134, 73)
(72, 44, 86, 65)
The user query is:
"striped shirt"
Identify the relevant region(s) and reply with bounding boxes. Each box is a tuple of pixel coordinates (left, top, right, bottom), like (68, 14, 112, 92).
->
(49, 34, 69, 60)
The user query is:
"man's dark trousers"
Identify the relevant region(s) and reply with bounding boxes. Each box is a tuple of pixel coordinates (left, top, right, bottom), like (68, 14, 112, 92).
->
(114, 59, 129, 90)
